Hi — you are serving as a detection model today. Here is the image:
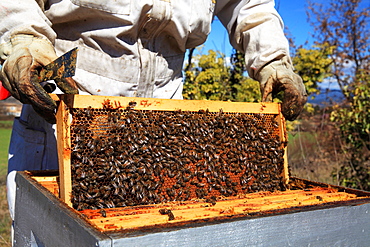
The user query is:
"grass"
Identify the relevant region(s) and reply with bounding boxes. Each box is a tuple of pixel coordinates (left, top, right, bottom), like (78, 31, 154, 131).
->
(0, 128, 12, 246)
(287, 120, 342, 185)
(0, 129, 11, 176)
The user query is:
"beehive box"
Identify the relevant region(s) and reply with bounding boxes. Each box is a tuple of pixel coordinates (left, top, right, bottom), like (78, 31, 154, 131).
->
(54, 94, 288, 209)
(15, 171, 370, 247)
(13, 95, 370, 246)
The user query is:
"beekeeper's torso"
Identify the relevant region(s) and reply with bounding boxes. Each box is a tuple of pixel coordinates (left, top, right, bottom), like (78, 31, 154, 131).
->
(0, 0, 288, 99)
(47, 0, 216, 99)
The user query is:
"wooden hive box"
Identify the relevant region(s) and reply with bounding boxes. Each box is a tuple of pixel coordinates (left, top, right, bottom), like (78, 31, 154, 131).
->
(13, 95, 370, 246)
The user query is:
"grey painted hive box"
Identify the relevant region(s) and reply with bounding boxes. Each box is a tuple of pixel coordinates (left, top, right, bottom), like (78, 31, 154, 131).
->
(14, 171, 370, 247)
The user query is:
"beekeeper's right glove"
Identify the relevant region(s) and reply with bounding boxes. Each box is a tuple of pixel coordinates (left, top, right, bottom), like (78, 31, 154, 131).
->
(0, 34, 78, 124)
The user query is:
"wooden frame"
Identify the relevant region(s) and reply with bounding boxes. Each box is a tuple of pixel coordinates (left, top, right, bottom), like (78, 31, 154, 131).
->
(54, 94, 288, 206)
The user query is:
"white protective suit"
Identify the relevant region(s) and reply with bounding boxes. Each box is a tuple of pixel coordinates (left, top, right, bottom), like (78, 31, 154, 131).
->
(0, 0, 290, 220)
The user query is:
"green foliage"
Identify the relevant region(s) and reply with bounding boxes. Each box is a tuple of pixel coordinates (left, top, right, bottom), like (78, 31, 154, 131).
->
(233, 78, 261, 103)
(183, 49, 260, 102)
(306, 0, 370, 190)
(332, 72, 370, 150)
(183, 50, 230, 101)
(293, 44, 334, 96)
(330, 70, 370, 190)
(0, 128, 11, 172)
(292, 44, 334, 116)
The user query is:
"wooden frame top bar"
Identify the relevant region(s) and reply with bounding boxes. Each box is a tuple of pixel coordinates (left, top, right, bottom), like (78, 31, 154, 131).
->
(53, 94, 281, 114)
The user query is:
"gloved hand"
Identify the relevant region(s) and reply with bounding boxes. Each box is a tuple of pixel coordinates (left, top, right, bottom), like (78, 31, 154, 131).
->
(257, 57, 307, 121)
(0, 34, 78, 124)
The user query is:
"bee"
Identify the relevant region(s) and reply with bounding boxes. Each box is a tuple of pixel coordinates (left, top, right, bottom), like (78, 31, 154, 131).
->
(205, 196, 217, 206)
(166, 188, 175, 197)
(73, 152, 83, 160)
(100, 209, 107, 217)
(173, 183, 181, 189)
(105, 200, 115, 208)
(84, 106, 93, 118)
(168, 211, 175, 221)
(159, 208, 170, 215)
(168, 171, 176, 178)
(128, 101, 137, 108)
(158, 209, 175, 221)
(196, 183, 205, 188)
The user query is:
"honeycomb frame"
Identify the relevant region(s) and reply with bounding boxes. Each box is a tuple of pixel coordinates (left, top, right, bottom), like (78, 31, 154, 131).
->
(54, 94, 288, 209)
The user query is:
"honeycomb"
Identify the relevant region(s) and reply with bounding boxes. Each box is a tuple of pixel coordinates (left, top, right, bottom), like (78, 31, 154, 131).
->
(69, 101, 286, 210)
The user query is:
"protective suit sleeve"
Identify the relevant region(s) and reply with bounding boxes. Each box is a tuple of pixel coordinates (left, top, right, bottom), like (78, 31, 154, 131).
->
(0, 0, 56, 46)
(215, 0, 290, 79)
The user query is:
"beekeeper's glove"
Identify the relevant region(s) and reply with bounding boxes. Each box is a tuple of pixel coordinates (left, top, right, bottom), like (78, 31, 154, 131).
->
(0, 34, 78, 124)
(257, 57, 307, 121)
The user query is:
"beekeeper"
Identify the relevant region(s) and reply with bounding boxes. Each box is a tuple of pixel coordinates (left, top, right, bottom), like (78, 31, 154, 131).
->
(0, 0, 306, 222)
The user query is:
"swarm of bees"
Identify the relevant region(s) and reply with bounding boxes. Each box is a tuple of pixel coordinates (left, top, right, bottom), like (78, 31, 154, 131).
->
(70, 102, 286, 210)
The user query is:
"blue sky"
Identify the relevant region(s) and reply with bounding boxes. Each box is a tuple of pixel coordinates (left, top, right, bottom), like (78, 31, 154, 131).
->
(202, 0, 313, 56)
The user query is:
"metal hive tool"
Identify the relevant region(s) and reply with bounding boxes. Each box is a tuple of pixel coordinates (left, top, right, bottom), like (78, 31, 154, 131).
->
(54, 94, 288, 210)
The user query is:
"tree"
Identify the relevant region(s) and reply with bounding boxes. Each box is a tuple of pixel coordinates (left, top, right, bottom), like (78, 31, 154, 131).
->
(230, 49, 261, 103)
(183, 49, 260, 102)
(307, 0, 370, 190)
(307, 0, 370, 99)
(292, 44, 334, 97)
(183, 49, 231, 101)
(330, 70, 370, 190)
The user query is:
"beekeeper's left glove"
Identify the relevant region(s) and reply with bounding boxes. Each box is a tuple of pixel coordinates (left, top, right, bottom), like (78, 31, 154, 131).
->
(257, 57, 307, 121)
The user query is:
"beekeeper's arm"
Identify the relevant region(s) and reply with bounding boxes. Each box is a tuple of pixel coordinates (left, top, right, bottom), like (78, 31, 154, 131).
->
(216, 0, 307, 121)
(0, 0, 78, 124)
